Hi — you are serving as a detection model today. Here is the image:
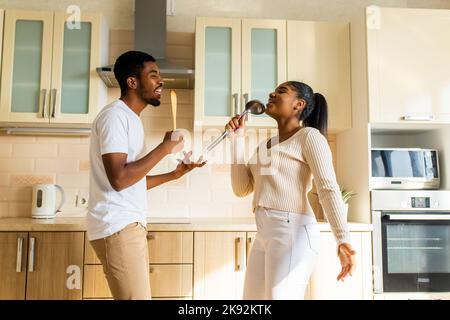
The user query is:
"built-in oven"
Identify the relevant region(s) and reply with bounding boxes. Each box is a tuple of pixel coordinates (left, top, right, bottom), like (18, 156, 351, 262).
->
(372, 190, 450, 293)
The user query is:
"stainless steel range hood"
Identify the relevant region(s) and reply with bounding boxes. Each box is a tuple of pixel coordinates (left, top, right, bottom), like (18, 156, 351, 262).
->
(96, 0, 194, 89)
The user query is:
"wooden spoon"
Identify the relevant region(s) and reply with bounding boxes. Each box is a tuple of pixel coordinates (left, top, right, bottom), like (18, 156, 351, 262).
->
(170, 90, 177, 130)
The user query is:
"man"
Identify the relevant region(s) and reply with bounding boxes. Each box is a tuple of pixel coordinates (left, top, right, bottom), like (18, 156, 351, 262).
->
(87, 51, 205, 300)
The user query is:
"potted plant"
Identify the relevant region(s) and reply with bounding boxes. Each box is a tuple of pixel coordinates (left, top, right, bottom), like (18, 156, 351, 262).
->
(340, 186, 356, 219)
(308, 186, 356, 221)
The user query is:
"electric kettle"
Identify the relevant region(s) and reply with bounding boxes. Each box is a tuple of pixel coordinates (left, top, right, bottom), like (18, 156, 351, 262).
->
(31, 184, 65, 219)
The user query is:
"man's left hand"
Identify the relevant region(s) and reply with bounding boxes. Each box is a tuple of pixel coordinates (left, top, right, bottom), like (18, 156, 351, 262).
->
(174, 151, 207, 178)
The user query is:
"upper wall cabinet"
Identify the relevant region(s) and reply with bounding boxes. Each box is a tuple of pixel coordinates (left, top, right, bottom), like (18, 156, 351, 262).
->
(194, 17, 285, 129)
(0, 10, 108, 125)
(287, 21, 352, 133)
(367, 7, 450, 124)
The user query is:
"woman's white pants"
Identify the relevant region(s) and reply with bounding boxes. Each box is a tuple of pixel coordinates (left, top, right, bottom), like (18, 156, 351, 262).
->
(243, 206, 320, 300)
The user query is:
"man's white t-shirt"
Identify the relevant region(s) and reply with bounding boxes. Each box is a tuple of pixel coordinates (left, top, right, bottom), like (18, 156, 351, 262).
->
(87, 99, 147, 241)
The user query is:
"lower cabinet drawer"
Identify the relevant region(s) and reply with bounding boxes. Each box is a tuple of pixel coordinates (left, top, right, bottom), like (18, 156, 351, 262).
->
(83, 265, 112, 299)
(150, 265, 193, 297)
(84, 232, 194, 264)
(83, 264, 193, 299)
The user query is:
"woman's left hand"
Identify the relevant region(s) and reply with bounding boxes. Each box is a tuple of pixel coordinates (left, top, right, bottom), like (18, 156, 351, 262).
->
(336, 242, 357, 282)
(174, 151, 207, 178)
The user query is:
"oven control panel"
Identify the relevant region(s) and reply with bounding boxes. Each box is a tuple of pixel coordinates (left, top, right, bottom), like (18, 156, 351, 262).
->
(411, 197, 430, 208)
(371, 190, 450, 211)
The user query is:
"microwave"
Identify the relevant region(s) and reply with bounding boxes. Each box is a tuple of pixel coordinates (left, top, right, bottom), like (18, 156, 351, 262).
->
(371, 148, 440, 190)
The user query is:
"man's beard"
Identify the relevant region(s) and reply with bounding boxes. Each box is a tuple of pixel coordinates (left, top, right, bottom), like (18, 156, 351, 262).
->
(137, 84, 161, 107)
(147, 98, 161, 107)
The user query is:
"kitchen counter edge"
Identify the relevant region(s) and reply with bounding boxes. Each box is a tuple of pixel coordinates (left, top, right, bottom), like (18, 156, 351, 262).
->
(0, 217, 373, 232)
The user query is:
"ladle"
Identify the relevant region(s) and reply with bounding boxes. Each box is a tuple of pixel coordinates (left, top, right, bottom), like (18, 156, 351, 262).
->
(204, 100, 266, 154)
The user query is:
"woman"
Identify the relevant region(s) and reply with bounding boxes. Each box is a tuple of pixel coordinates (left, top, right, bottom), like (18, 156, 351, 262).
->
(227, 81, 356, 300)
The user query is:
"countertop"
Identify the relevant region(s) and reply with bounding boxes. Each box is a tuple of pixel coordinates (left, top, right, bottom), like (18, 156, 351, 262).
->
(0, 217, 373, 232)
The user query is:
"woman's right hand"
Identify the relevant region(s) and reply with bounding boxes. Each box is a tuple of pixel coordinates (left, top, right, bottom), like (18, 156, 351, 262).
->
(225, 114, 246, 135)
(337, 242, 357, 281)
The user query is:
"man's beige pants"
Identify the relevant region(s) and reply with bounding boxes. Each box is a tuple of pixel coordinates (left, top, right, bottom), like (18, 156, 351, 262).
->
(90, 222, 151, 300)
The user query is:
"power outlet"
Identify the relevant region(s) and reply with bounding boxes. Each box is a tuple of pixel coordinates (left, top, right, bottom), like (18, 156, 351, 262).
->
(76, 195, 89, 208)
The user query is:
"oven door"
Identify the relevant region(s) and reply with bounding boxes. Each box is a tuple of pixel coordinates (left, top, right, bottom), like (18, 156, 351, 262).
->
(380, 212, 450, 292)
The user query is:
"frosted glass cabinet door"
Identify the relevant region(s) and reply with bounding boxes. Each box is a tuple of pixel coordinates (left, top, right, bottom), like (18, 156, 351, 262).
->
(0, 10, 54, 123)
(194, 17, 241, 128)
(241, 19, 285, 127)
(50, 12, 104, 124)
(204, 27, 232, 117)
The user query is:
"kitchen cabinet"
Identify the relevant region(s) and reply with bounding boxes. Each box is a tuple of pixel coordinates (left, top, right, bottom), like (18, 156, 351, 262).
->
(0, 10, 108, 125)
(309, 232, 373, 300)
(83, 232, 194, 299)
(367, 7, 450, 124)
(26, 232, 84, 300)
(287, 21, 352, 133)
(83, 264, 193, 299)
(194, 17, 284, 129)
(193, 232, 255, 300)
(1, 225, 372, 300)
(0, 232, 28, 299)
(193, 231, 371, 300)
(0, 231, 84, 300)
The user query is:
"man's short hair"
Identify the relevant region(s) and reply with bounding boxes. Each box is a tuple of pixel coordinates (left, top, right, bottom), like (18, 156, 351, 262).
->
(113, 51, 156, 94)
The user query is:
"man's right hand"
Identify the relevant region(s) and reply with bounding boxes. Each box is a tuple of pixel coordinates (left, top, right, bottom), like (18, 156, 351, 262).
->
(162, 130, 184, 154)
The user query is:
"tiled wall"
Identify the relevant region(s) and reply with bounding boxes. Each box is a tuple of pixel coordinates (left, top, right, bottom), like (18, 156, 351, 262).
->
(0, 31, 336, 219)
(0, 135, 90, 217)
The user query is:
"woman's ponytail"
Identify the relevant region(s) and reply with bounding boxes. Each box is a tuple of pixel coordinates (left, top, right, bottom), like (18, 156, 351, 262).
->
(302, 92, 328, 136)
(288, 81, 328, 136)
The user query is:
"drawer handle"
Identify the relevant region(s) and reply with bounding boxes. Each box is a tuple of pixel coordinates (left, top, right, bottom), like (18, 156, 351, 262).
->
(150, 267, 155, 274)
(147, 233, 155, 240)
(16, 237, 23, 273)
(246, 236, 255, 265)
(235, 237, 245, 271)
(28, 237, 36, 272)
(401, 114, 434, 121)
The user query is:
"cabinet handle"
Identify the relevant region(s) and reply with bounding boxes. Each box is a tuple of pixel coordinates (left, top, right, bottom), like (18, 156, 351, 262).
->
(146, 233, 155, 240)
(28, 237, 36, 272)
(51, 89, 57, 118)
(401, 114, 434, 121)
(233, 93, 240, 115)
(242, 93, 249, 108)
(150, 267, 155, 274)
(16, 237, 23, 273)
(242, 93, 249, 120)
(40, 89, 48, 118)
(235, 237, 245, 271)
(246, 236, 254, 264)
